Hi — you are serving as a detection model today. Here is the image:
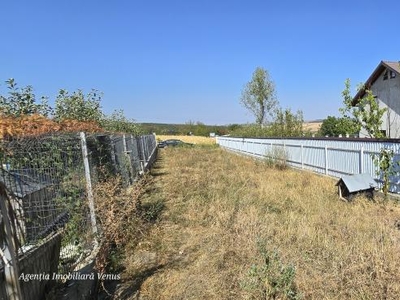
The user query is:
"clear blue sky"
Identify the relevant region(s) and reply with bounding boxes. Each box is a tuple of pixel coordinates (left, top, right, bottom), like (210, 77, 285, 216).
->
(1, 0, 399, 125)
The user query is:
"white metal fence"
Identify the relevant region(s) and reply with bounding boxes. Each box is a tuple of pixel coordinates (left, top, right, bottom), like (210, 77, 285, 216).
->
(217, 136, 400, 193)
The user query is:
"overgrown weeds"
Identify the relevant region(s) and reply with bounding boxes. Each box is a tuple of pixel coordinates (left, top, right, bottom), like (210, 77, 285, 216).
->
(94, 172, 162, 277)
(115, 147, 400, 299)
(264, 145, 289, 169)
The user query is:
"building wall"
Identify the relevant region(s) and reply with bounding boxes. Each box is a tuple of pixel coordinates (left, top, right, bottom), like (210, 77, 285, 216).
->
(359, 68, 400, 138)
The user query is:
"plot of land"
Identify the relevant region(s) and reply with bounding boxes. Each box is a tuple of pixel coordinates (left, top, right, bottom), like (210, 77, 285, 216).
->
(302, 121, 322, 133)
(156, 135, 216, 145)
(115, 145, 400, 299)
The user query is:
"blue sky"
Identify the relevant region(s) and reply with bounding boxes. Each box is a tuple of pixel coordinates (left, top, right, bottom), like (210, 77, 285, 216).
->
(1, 0, 399, 125)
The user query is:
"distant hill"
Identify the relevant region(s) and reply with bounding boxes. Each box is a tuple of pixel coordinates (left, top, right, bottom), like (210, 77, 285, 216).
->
(303, 120, 323, 133)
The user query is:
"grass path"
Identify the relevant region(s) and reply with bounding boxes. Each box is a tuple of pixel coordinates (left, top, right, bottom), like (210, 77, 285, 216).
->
(115, 147, 400, 299)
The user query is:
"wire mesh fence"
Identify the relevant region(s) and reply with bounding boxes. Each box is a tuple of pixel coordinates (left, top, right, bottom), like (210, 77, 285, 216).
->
(0, 132, 157, 300)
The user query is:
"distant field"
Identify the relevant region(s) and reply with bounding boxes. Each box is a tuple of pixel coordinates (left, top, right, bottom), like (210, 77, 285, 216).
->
(303, 121, 322, 133)
(156, 135, 216, 145)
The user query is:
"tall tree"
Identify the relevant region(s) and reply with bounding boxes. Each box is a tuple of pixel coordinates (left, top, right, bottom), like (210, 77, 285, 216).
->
(340, 78, 386, 138)
(240, 67, 277, 126)
(54, 89, 103, 123)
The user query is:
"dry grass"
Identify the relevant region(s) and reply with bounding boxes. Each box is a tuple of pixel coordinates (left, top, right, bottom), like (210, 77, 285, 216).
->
(303, 121, 322, 133)
(116, 147, 400, 299)
(156, 135, 216, 145)
(93, 174, 157, 274)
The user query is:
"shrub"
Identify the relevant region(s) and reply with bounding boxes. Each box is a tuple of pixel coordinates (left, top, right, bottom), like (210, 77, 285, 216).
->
(264, 146, 289, 170)
(241, 238, 300, 299)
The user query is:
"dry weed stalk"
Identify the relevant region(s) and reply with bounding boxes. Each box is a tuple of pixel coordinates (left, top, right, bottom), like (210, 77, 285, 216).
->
(94, 174, 150, 274)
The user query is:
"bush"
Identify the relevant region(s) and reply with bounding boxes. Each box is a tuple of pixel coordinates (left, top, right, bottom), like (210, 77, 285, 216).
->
(265, 146, 289, 170)
(241, 238, 300, 299)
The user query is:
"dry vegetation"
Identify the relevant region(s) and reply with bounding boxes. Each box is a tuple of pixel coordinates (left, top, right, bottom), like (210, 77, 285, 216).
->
(156, 135, 216, 145)
(302, 121, 322, 134)
(0, 114, 103, 139)
(112, 147, 400, 299)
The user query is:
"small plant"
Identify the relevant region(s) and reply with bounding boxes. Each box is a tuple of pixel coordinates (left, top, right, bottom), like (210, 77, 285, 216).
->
(265, 146, 289, 170)
(140, 199, 165, 223)
(241, 238, 300, 299)
(372, 147, 400, 198)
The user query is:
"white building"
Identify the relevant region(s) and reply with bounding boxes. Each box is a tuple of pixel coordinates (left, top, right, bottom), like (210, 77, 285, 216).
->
(352, 61, 400, 138)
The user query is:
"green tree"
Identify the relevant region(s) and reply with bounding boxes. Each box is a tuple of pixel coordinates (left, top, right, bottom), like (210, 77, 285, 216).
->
(372, 148, 399, 199)
(270, 108, 304, 137)
(0, 78, 52, 117)
(320, 116, 358, 137)
(54, 89, 103, 122)
(341, 78, 386, 138)
(240, 67, 278, 126)
(320, 116, 338, 137)
(101, 109, 142, 135)
(184, 120, 196, 135)
(193, 121, 209, 136)
(227, 124, 241, 132)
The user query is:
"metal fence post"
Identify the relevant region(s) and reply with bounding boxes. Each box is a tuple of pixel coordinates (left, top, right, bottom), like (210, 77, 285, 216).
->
(270, 142, 273, 157)
(301, 144, 304, 169)
(0, 185, 23, 300)
(325, 145, 328, 175)
(123, 134, 135, 184)
(122, 134, 127, 153)
(145, 136, 149, 162)
(130, 135, 139, 173)
(109, 135, 117, 172)
(360, 146, 364, 174)
(79, 132, 98, 236)
(141, 136, 146, 167)
(135, 137, 144, 174)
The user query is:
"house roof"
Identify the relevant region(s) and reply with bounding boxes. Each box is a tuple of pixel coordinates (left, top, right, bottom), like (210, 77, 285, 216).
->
(351, 61, 400, 105)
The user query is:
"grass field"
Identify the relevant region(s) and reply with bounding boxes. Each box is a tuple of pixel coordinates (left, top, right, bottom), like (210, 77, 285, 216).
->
(114, 147, 400, 299)
(156, 134, 216, 145)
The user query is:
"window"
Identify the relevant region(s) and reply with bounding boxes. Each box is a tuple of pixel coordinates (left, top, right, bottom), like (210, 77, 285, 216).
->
(383, 69, 397, 80)
(383, 70, 388, 80)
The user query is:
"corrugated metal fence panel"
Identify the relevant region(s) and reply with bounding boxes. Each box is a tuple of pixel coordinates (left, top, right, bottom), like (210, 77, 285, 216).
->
(304, 144, 325, 174)
(286, 143, 301, 166)
(327, 147, 359, 176)
(217, 137, 400, 193)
